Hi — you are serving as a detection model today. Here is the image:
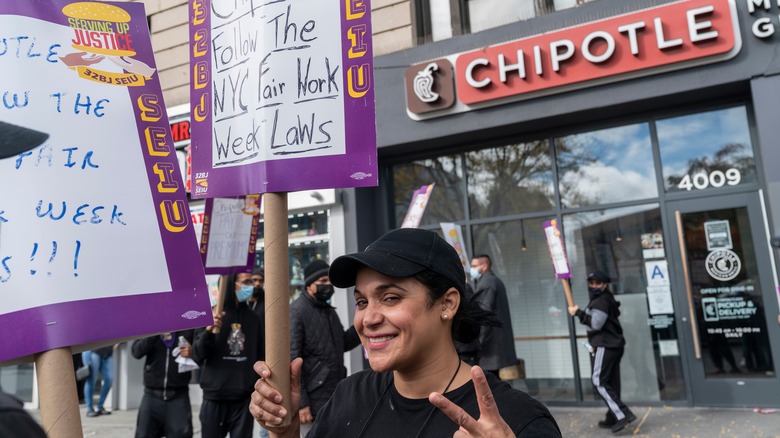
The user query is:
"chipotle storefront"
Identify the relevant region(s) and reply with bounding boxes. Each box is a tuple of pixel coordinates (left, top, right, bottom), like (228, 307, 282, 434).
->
(345, 0, 780, 407)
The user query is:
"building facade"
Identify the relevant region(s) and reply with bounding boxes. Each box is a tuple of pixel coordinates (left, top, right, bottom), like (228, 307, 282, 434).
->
(5, 0, 770, 410)
(356, 0, 780, 408)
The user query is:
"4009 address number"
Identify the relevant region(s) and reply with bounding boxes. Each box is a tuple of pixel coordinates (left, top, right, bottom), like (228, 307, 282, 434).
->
(677, 169, 741, 191)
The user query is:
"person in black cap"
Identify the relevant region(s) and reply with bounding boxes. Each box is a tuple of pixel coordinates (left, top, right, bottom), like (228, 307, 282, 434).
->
(250, 228, 560, 437)
(289, 259, 360, 436)
(568, 270, 635, 433)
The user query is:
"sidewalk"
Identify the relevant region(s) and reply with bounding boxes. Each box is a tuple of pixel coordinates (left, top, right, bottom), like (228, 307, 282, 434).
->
(31, 404, 780, 437)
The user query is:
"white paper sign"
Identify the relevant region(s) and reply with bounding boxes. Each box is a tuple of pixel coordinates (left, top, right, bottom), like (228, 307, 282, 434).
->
(647, 285, 675, 315)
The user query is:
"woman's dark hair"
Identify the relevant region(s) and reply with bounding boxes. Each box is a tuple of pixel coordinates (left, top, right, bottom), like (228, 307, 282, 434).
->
(413, 269, 500, 343)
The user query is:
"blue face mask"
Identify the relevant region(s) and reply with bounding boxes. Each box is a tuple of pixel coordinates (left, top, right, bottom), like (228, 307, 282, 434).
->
(236, 284, 253, 303)
(469, 267, 481, 281)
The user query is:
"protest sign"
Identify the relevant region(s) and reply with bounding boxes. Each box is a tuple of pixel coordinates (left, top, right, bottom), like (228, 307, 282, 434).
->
(200, 195, 261, 274)
(401, 183, 435, 228)
(0, 1, 212, 365)
(543, 219, 574, 307)
(188, 0, 377, 197)
(440, 222, 469, 276)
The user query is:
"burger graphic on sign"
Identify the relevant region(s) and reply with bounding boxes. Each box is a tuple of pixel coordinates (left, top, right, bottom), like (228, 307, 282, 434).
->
(58, 2, 155, 86)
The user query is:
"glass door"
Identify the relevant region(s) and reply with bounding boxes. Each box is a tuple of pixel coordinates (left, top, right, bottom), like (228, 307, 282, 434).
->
(666, 192, 780, 406)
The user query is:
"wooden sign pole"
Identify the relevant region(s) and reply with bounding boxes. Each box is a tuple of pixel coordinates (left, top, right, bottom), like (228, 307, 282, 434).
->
(212, 275, 229, 334)
(34, 347, 83, 437)
(562, 278, 575, 308)
(264, 192, 291, 428)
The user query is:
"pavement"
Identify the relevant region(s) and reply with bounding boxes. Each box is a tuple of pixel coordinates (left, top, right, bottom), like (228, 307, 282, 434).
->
(28, 404, 780, 437)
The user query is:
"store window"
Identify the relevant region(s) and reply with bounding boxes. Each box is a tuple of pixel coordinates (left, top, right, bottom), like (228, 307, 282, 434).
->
(472, 217, 578, 401)
(419, 0, 596, 43)
(556, 123, 658, 208)
(657, 107, 757, 194)
(466, 141, 555, 219)
(0, 364, 34, 404)
(393, 155, 466, 227)
(563, 204, 685, 401)
(255, 210, 330, 298)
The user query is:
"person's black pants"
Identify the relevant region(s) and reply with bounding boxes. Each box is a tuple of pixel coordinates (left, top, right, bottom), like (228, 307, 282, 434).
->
(135, 392, 193, 438)
(591, 346, 631, 421)
(199, 398, 254, 438)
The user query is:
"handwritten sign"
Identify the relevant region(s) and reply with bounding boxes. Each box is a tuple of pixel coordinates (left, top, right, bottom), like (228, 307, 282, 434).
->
(188, 0, 377, 197)
(200, 196, 261, 274)
(543, 219, 571, 279)
(0, 1, 211, 364)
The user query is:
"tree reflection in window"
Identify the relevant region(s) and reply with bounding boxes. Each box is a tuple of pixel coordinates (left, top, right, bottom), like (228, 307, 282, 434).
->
(658, 107, 756, 193)
(392, 155, 466, 227)
(466, 141, 555, 218)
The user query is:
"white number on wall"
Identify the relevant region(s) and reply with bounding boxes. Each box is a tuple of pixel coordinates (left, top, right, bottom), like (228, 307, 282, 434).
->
(677, 168, 741, 191)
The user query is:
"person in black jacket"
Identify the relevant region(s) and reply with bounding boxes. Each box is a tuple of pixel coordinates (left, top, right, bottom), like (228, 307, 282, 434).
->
(194, 271, 263, 438)
(568, 270, 636, 434)
(469, 254, 517, 376)
(131, 330, 196, 438)
(290, 259, 360, 436)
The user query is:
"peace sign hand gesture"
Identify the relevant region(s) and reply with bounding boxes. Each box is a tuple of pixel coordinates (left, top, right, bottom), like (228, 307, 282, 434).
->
(428, 366, 515, 438)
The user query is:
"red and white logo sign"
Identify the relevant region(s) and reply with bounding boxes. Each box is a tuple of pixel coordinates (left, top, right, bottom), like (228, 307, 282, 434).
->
(407, 0, 741, 120)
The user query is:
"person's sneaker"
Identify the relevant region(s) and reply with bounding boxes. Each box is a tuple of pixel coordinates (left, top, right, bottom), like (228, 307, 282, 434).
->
(97, 408, 111, 415)
(85, 409, 100, 417)
(611, 411, 637, 433)
(598, 417, 616, 428)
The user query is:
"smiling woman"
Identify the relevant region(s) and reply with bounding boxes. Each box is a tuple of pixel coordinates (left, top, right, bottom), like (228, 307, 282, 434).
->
(250, 228, 561, 437)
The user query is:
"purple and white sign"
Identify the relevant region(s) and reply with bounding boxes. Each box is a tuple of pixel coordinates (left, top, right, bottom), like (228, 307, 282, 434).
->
(544, 219, 571, 280)
(188, 0, 377, 197)
(401, 183, 435, 229)
(0, 1, 211, 364)
(200, 196, 261, 274)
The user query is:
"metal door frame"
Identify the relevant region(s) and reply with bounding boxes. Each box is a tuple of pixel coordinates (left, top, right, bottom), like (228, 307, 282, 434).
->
(664, 191, 780, 406)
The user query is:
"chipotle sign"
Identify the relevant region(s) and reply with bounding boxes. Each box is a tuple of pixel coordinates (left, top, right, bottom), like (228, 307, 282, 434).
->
(406, 0, 740, 120)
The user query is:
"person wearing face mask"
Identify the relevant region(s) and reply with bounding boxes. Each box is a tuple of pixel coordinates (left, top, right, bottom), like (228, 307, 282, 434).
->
(290, 259, 360, 437)
(568, 270, 635, 434)
(469, 254, 517, 378)
(193, 271, 264, 438)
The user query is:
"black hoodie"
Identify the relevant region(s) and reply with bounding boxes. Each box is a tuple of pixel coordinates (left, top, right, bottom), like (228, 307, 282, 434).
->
(193, 274, 264, 401)
(576, 288, 625, 349)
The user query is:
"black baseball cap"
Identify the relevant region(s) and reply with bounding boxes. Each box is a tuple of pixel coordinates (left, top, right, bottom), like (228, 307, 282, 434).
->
(587, 270, 611, 283)
(329, 228, 466, 293)
(0, 121, 48, 159)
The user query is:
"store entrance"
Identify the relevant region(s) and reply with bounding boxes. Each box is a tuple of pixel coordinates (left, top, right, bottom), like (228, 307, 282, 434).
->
(666, 192, 780, 406)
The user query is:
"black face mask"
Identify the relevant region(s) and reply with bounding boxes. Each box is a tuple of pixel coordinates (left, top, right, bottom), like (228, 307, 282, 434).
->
(252, 287, 264, 299)
(315, 284, 335, 302)
(588, 287, 604, 300)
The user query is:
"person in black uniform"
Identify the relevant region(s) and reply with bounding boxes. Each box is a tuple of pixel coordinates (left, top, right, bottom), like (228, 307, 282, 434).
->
(568, 270, 636, 433)
(194, 271, 263, 438)
(250, 228, 561, 437)
(132, 330, 196, 438)
(290, 259, 360, 436)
